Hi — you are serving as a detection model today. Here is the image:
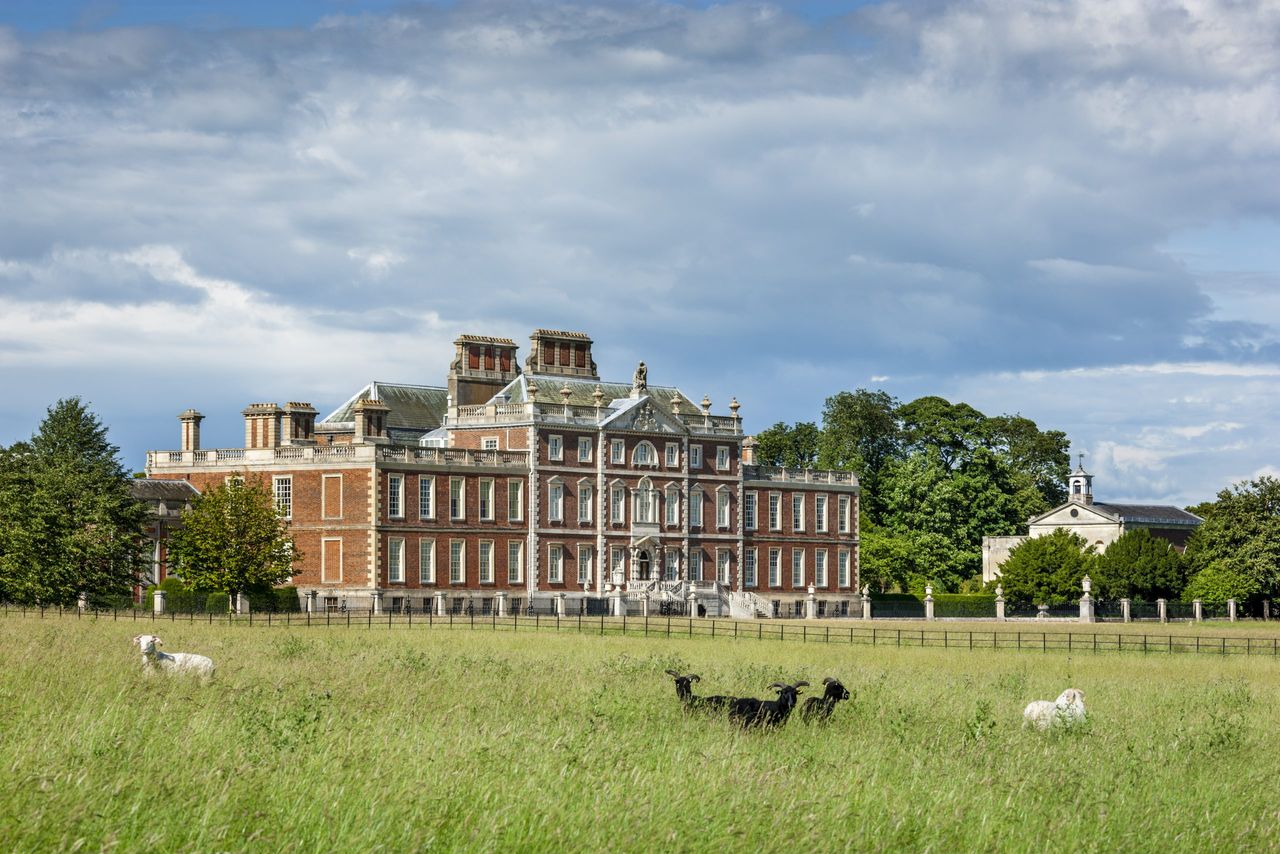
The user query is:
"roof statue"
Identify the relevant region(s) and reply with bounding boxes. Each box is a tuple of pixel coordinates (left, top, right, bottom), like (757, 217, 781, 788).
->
(633, 361, 648, 391)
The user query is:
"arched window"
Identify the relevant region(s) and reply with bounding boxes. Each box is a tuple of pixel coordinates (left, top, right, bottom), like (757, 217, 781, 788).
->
(634, 478, 655, 524)
(632, 441, 658, 467)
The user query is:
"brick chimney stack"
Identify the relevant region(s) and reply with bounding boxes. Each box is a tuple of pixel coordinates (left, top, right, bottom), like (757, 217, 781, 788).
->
(242, 403, 284, 449)
(179, 409, 204, 452)
(448, 335, 521, 407)
(283, 402, 318, 445)
(353, 398, 391, 444)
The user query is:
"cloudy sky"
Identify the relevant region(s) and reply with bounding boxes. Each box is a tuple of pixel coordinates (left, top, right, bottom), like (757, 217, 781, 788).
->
(1, 0, 1278, 507)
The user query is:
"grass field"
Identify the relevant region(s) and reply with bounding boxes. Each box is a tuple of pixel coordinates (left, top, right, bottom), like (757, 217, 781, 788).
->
(2, 615, 1278, 852)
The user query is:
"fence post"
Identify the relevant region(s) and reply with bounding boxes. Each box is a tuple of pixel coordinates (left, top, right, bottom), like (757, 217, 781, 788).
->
(995, 586, 1005, 621)
(806, 585, 817, 620)
(1121, 598, 1131, 623)
(496, 591, 508, 618)
(1193, 599, 1203, 622)
(1228, 599, 1238, 622)
(1157, 598, 1168, 624)
(924, 585, 935, 622)
(305, 590, 317, 614)
(77, 591, 88, 614)
(153, 590, 166, 616)
(1078, 576, 1095, 623)
(555, 593, 567, 619)
(371, 590, 383, 616)
(861, 586, 872, 621)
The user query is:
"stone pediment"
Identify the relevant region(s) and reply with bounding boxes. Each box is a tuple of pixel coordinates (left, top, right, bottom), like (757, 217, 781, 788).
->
(1029, 502, 1118, 529)
(601, 397, 687, 435)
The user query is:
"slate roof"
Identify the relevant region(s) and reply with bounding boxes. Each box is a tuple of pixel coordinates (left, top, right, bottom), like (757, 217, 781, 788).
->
(1092, 503, 1203, 527)
(490, 374, 691, 411)
(319, 381, 449, 439)
(130, 479, 201, 503)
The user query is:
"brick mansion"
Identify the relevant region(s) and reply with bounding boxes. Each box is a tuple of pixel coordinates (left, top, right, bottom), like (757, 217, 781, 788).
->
(145, 330, 860, 618)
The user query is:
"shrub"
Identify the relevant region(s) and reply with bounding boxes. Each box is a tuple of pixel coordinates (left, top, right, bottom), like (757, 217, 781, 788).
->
(205, 592, 230, 613)
(933, 593, 996, 618)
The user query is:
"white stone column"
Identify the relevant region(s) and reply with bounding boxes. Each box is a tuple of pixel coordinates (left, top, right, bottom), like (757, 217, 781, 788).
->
(434, 591, 447, 616)
(305, 590, 318, 614)
(612, 586, 627, 617)
(1228, 598, 1238, 622)
(1157, 598, 1167, 623)
(924, 585, 935, 621)
(496, 591, 508, 618)
(641, 592, 650, 618)
(153, 589, 167, 615)
(371, 590, 383, 616)
(1121, 598, 1131, 623)
(687, 589, 698, 618)
(555, 592, 567, 618)
(861, 586, 872, 621)
(1193, 599, 1203, 622)
(994, 585, 1005, 621)
(236, 592, 249, 615)
(1079, 575, 1095, 623)
(77, 591, 88, 613)
(805, 585, 817, 620)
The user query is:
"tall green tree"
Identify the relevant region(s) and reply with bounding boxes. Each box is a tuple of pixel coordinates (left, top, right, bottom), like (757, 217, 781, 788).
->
(1182, 476, 1280, 601)
(818, 390, 901, 521)
(991, 529, 1095, 608)
(985, 414, 1070, 515)
(753, 421, 820, 468)
(1090, 529, 1187, 601)
(0, 399, 148, 606)
(166, 475, 299, 604)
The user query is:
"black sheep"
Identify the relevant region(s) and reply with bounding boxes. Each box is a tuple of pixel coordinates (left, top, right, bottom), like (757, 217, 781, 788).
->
(729, 680, 809, 729)
(664, 669, 736, 712)
(799, 677, 851, 723)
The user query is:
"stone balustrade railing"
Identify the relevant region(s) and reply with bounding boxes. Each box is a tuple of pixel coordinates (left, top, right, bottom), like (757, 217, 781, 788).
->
(743, 466, 858, 486)
(147, 444, 530, 470)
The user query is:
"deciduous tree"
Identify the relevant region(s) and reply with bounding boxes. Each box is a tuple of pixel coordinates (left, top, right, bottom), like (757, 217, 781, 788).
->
(991, 528, 1094, 608)
(166, 475, 299, 605)
(1091, 529, 1187, 601)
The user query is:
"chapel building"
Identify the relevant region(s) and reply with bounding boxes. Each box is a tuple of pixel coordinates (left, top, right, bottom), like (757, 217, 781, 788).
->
(981, 459, 1202, 583)
(145, 330, 861, 618)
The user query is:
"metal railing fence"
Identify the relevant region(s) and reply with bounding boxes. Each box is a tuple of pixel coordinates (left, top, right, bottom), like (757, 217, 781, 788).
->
(6, 603, 1280, 658)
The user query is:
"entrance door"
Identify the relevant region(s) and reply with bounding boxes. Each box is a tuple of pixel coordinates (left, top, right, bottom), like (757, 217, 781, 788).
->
(637, 550, 652, 581)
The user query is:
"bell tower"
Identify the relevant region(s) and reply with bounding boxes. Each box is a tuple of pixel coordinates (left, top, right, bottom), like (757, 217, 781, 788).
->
(1068, 454, 1093, 505)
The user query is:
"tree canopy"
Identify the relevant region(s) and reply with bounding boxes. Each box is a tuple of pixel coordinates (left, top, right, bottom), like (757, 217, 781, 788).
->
(762, 389, 1070, 591)
(990, 528, 1094, 607)
(1091, 529, 1187, 601)
(166, 475, 299, 602)
(0, 399, 148, 606)
(1182, 476, 1280, 602)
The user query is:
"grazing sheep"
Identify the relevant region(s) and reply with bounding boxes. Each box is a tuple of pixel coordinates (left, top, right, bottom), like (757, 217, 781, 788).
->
(664, 669, 736, 712)
(729, 680, 809, 729)
(800, 677, 851, 723)
(133, 634, 216, 680)
(1022, 688, 1086, 730)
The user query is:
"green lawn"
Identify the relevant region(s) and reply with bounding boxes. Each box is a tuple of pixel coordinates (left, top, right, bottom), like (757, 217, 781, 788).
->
(2, 614, 1277, 852)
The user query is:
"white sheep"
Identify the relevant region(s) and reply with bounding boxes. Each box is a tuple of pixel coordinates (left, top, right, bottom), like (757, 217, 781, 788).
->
(133, 634, 215, 680)
(1023, 688, 1085, 730)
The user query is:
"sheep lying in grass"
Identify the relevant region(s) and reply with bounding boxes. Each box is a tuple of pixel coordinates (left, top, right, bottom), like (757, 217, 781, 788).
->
(1023, 688, 1085, 730)
(664, 669, 736, 712)
(799, 677, 851, 723)
(133, 634, 215, 680)
(729, 681, 809, 729)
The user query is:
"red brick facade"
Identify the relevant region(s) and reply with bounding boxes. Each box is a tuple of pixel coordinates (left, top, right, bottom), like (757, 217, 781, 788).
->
(147, 329, 860, 617)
